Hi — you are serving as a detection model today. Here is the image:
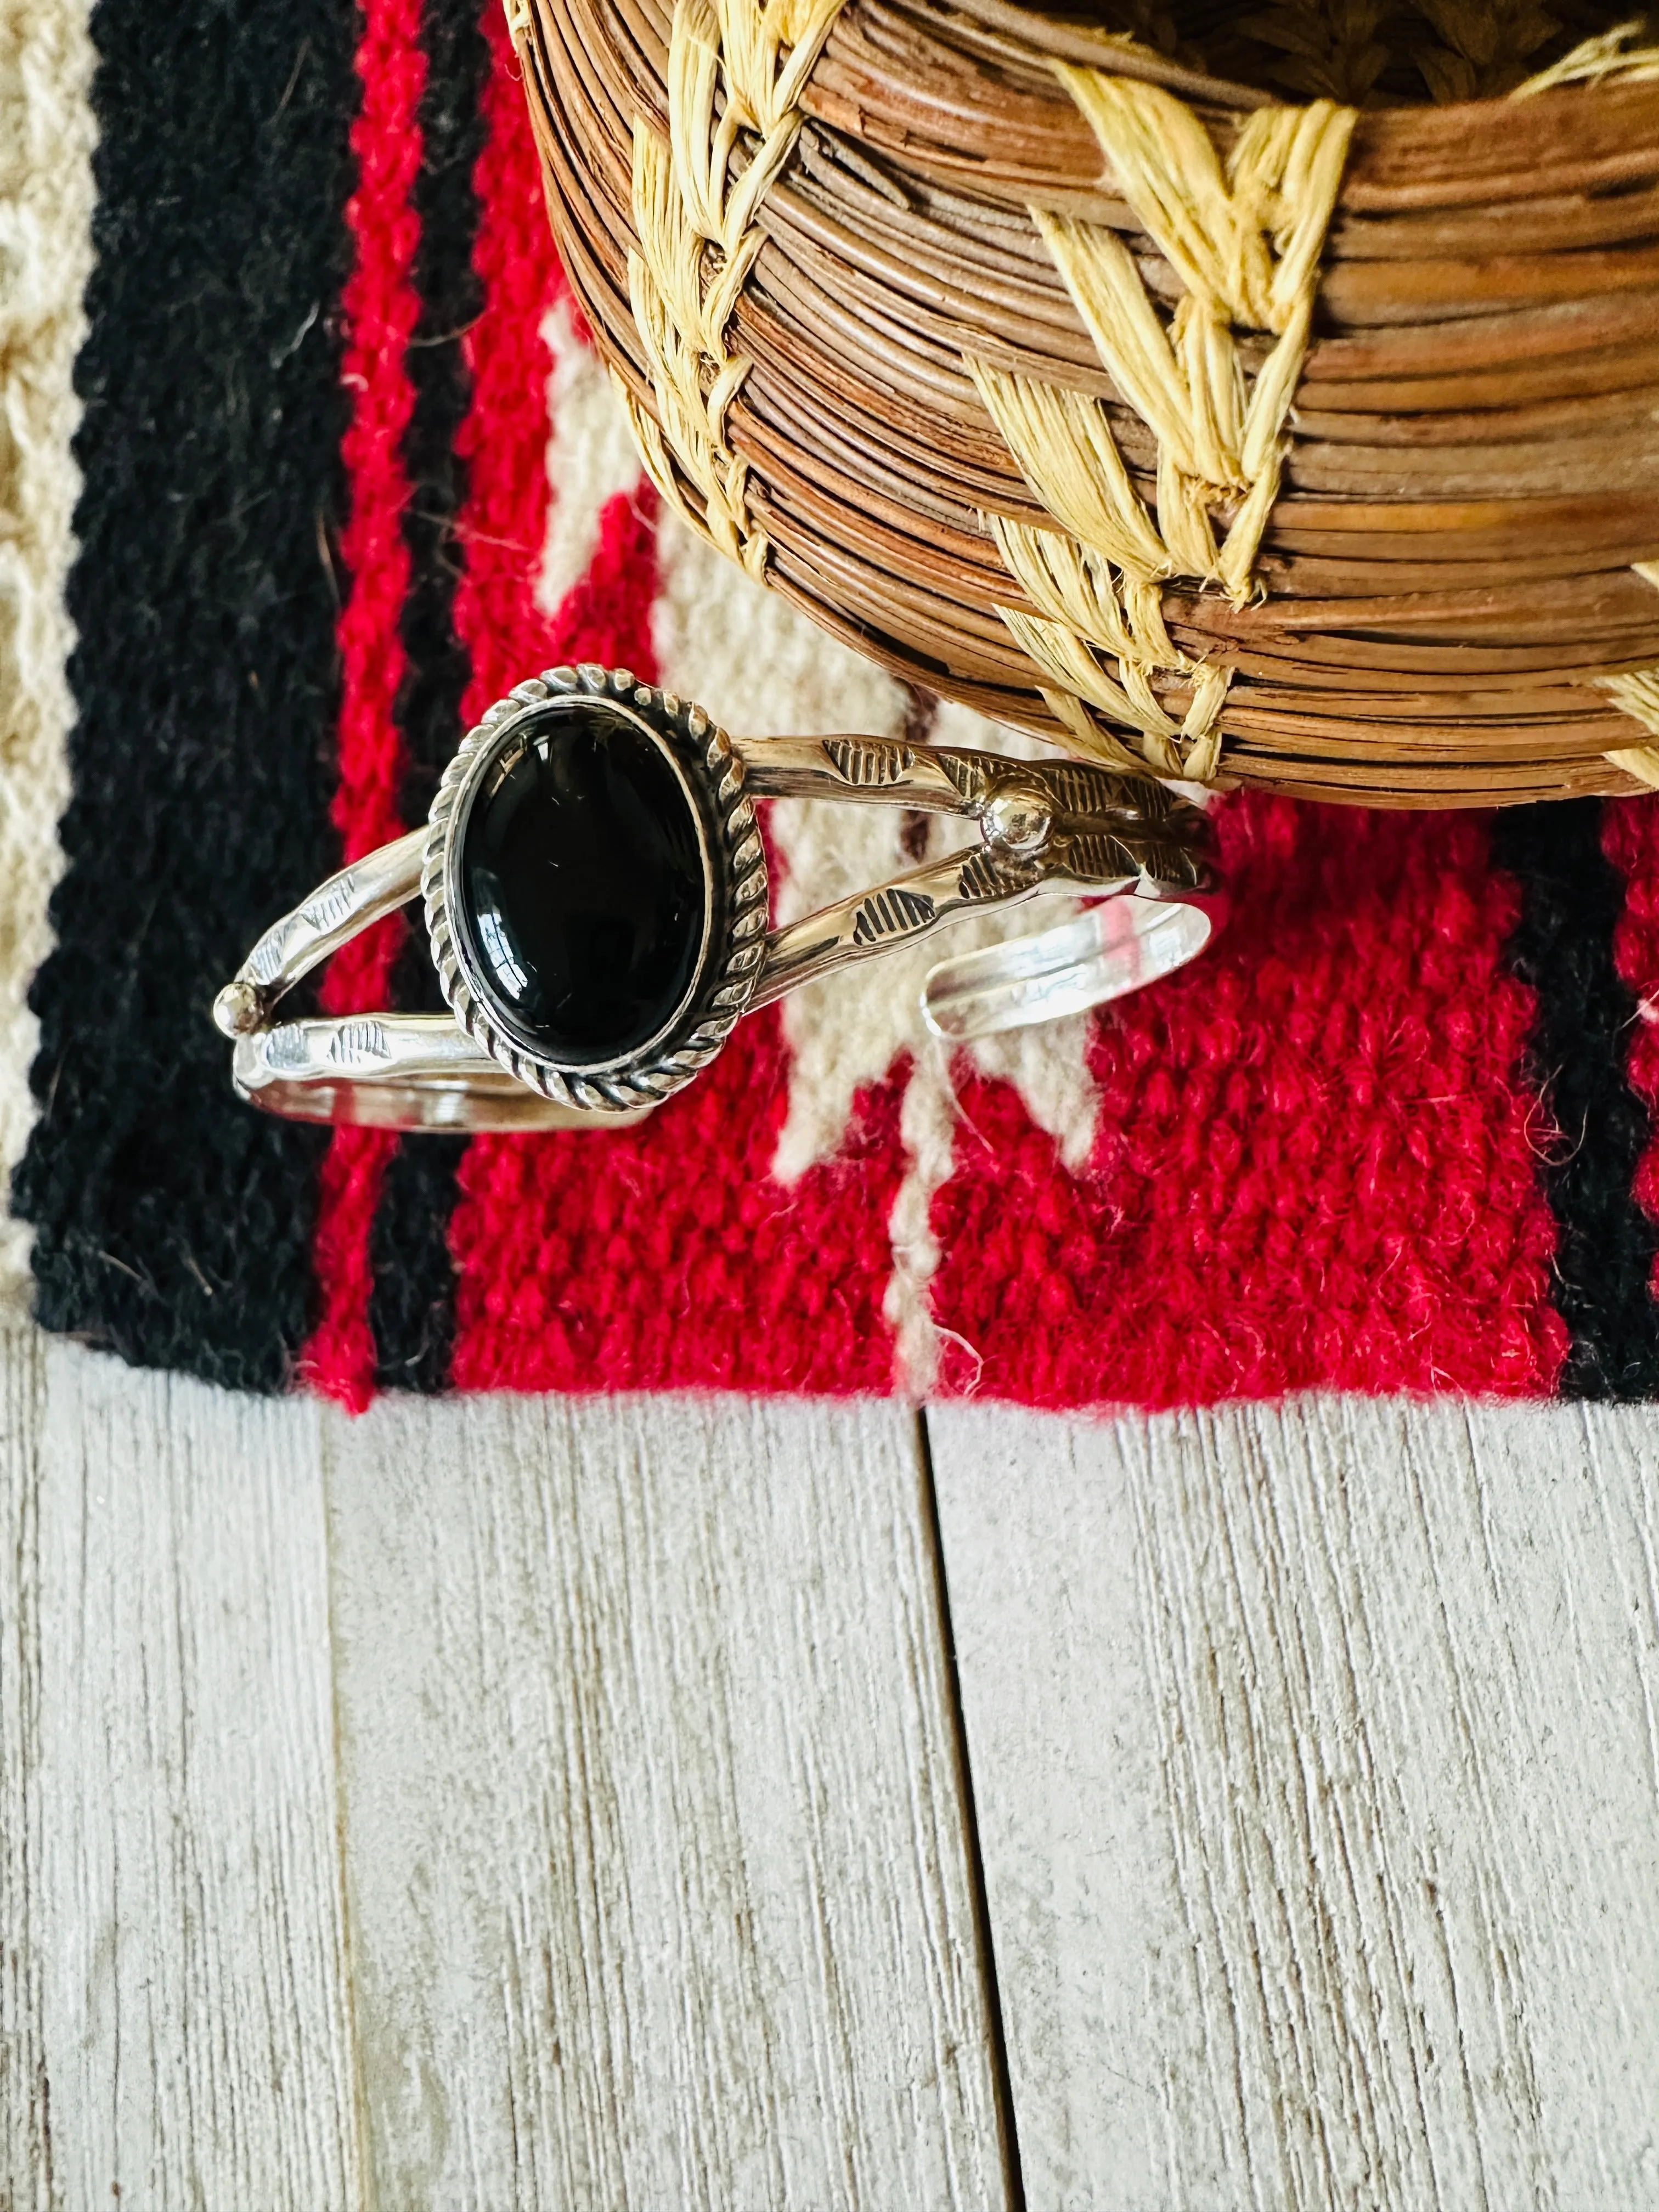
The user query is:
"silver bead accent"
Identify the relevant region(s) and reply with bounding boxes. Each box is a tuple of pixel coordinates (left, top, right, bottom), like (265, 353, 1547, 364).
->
(212, 979, 266, 1037)
(981, 785, 1053, 857)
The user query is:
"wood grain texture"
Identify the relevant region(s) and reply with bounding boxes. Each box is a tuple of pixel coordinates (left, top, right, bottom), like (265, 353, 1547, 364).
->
(319, 1389, 1007, 2212)
(16, 1311, 1659, 2209)
(930, 1396, 1659, 2211)
(32, 1335, 362, 2210)
(0, 1316, 49, 2207)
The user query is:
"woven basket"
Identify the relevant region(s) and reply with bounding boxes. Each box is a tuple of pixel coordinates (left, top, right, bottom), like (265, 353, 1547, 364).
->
(511, 0, 1659, 806)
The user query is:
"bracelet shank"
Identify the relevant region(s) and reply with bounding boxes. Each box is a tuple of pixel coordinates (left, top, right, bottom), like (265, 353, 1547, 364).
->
(213, 676, 1223, 1133)
(232, 1017, 651, 1131)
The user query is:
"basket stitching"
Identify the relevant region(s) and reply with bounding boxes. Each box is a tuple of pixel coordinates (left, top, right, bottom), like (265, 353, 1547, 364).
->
(1513, 31, 1659, 787)
(1599, 669, 1659, 789)
(507, 0, 1659, 804)
(970, 76, 1354, 787)
(1503, 16, 1659, 99)
(1596, 560, 1659, 785)
(618, 0, 846, 582)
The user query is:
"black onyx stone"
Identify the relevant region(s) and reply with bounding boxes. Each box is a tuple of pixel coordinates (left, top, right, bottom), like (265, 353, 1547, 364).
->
(458, 702, 708, 1066)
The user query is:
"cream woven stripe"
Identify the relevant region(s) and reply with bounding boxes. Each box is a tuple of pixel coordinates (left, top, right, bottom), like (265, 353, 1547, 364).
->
(973, 76, 1353, 783)
(621, 0, 844, 580)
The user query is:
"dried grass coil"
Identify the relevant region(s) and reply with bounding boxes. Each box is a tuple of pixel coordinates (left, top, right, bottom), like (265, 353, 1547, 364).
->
(514, 0, 1659, 805)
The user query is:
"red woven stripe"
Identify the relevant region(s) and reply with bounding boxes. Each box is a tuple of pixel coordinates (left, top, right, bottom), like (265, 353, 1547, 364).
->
(450, 1014, 909, 1392)
(1605, 798, 1659, 1254)
(927, 799, 1567, 1404)
(301, 0, 427, 1409)
(449, 1, 566, 713)
(443, 9, 905, 1390)
(314, 2, 1562, 1407)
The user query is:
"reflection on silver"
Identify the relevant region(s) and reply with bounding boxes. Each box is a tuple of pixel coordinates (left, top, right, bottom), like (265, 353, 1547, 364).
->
(214, 664, 1224, 1132)
(923, 895, 1218, 1042)
(471, 891, 531, 1007)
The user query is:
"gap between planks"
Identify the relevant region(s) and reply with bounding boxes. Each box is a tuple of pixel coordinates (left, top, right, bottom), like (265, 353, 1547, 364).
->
(1, 1317, 1009, 2211)
(8, 1310, 1659, 2210)
(321, 1387, 1007, 2211)
(930, 1393, 1659, 2212)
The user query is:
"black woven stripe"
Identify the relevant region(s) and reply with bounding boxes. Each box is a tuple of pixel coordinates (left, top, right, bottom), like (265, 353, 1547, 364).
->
(13, 1, 357, 1390)
(1493, 799, 1659, 1398)
(394, 0, 489, 838)
(369, 0, 492, 1392)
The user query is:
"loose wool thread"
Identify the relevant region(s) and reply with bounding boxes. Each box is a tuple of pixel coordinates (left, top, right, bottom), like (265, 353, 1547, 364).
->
(972, 76, 1353, 787)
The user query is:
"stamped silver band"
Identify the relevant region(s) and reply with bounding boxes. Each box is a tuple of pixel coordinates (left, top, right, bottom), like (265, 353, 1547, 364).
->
(215, 665, 1224, 1132)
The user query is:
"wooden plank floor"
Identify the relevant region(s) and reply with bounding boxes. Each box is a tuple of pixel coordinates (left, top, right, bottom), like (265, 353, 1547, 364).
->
(933, 1400, 1659, 2211)
(323, 1389, 1005, 2209)
(4, 1312, 1658, 2208)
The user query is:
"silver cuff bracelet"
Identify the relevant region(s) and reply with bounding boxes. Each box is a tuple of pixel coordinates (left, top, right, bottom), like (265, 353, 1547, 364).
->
(213, 664, 1225, 1132)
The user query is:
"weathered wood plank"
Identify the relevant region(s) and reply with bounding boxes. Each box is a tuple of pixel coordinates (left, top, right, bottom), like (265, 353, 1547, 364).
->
(33, 1337, 362, 2210)
(0, 1315, 49, 2207)
(321, 1390, 1008, 2211)
(929, 1396, 1659, 2211)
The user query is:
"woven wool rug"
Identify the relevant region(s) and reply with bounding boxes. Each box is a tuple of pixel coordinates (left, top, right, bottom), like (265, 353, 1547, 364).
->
(6, 0, 1659, 1407)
